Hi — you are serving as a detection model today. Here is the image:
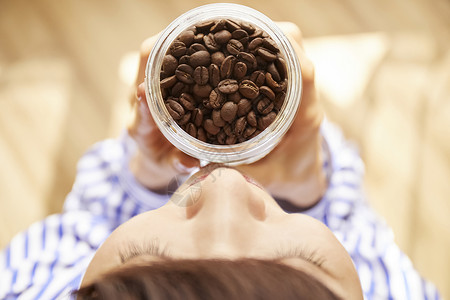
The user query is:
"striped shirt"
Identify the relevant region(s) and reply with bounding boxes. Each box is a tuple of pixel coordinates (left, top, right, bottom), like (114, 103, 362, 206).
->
(0, 121, 440, 299)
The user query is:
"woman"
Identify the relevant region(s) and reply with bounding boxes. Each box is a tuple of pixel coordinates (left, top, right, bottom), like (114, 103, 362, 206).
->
(0, 23, 439, 299)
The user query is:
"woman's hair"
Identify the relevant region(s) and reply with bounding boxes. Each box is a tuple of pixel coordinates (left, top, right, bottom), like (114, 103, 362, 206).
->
(75, 259, 340, 299)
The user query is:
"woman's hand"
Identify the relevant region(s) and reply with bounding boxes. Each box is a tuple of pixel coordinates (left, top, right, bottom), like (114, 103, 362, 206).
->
(236, 22, 327, 209)
(128, 35, 199, 193)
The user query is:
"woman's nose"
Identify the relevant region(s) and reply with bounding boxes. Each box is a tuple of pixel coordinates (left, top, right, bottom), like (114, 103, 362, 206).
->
(186, 167, 266, 255)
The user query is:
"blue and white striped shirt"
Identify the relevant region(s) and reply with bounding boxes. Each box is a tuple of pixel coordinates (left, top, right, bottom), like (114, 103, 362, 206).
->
(0, 121, 440, 299)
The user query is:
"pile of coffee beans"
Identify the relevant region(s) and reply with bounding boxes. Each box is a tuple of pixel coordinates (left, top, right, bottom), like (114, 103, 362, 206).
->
(160, 19, 288, 145)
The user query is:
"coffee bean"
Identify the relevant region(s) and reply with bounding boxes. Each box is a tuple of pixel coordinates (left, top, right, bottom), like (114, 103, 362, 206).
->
(259, 85, 275, 100)
(169, 41, 186, 57)
(273, 79, 287, 93)
(192, 108, 204, 127)
(227, 39, 244, 55)
(246, 110, 257, 127)
(248, 37, 263, 52)
(263, 38, 279, 53)
(225, 19, 240, 32)
(211, 52, 225, 66)
(204, 119, 220, 135)
(189, 51, 211, 68)
(243, 126, 257, 138)
(166, 99, 185, 120)
(265, 72, 279, 90)
(204, 33, 220, 51)
(209, 88, 225, 109)
(193, 66, 209, 85)
(237, 98, 252, 117)
(274, 91, 286, 110)
(220, 101, 238, 122)
(240, 22, 255, 34)
(220, 55, 236, 79)
(226, 135, 237, 145)
(196, 20, 215, 33)
(212, 109, 226, 127)
(178, 30, 195, 47)
(197, 127, 207, 142)
(234, 117, 247, 136)
(175, 64, 194, 84)
(257, 47, 277, 61)
(160, 75, 177, 89)
(193, 84, 212, 98)
(217, 130, 227, 144)
(162, 55, 178, 75)
(274, 57, 287, 80)
(256, 56, 268, 69)
(209, 64, 220, 87)
(249, 29, 263, 39)
(179, 93, 196, 111)
(179, 55, 190, 65)
(171, 82, 188, 97)
(239, 80, 259, 99)
(257, 111, 277, 130)
(248, 129, 261, 139)
(267, 62, 281, 82)
(257, 97, 274, 115)
(210, 19, 227, 33)
(193, 33, 204, 43)
(214, 30, 232, 44)
(178, 112, 191, 125)
(237, 52, 257, 70)
(233, 62, 247, 80)
(250, 71, 266, 87)
(188, 43, 208, 55)
(227, 92, 241, 103)
(232, 29, 249, 46)
(218, 79, 239, 94)
(186, 123, 197, 137)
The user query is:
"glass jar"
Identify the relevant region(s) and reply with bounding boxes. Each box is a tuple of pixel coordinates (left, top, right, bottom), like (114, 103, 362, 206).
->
(144, 3, 302, 166)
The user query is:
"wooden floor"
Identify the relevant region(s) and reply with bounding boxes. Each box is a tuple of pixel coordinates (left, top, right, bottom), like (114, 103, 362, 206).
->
(1, 0, 449, 297)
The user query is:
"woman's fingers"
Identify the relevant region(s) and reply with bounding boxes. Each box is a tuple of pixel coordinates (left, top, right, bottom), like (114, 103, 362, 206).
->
(135, 34, 161, 89)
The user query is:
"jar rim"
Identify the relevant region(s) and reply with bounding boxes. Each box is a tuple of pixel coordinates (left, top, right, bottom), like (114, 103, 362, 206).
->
(145, 3, 302, 165)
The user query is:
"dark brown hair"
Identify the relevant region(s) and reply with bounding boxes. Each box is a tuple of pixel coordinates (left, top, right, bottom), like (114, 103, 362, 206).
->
(75, 259, 340, 299)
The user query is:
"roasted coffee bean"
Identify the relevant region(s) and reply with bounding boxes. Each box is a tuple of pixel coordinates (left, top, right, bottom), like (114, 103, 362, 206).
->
(267, 62, 281, 81)
(248, 37, 264, 52)
(217, 130, 227, 144)
(220, 101, 238, 122)
(227, 39, 244, 55)
(175, 64, 194, 84)
(257, 97, 274, 115)
(273, 79, 287, 93)
(209, 64, 220, 87)
(189, 51, 211, 68)
(239, 80, 259, 99)
(193, 84, 212, 98)
(214, 30, 232, 44)
(259, 85, 275, 100)
(188, 43, 208, 55)
(249, 29, 263, 39)
(179, 55, 190, 65)
(265, 72, 279, 90)
(257, 47, 277, 61)
(218, 79, 239, 94)
(243, 126, 257, 138)
(178, 112, 191, 125)
(237, 98, 252, 117)
(166, 100, 185, 120)
(197, 127, 207, 142)
(162, 55, 178, 75)
(226, 135, 237, 145)
(220, 55, 236, 79)
(274, 91, 286, 110)
(233, 62, 247, 80)
(204, 119, 220, 135)
(223, 124, 233, 136)
(225, 19, 240, 32)
(192, 108, 204, 127)
(250, 70, 266, 87)
(193, 66, 209, 85)
(274, 57, 287, 80)
(212, 109, 226, 127)
(209, 88, 225, 109)
(171, 82, 188, 97)
(263, 38, 279, 53)
(257, 111, 277, 130)
(237, 52, 257, 70)
(179, 93, 196, 111)
(204, 33, 220, 51)
(160, 75, 177, 89)
(234, 117, 247, 136)
(246, 110, 257, 127)
(256, 56, 268, 69)
(211, 52, 225, 66)
(193, 33, 204, 43)
(248, 129, 261, 139)
(232, 29, 249, 46)
(240, 22, 255, 34)
(196, 20, 215, 33)
(186, 123, 197, 137)
(178, 30, 195, 47)
(227, 92, 241, 103)
(169, 41, 186, 57)
(210, 19, 227, 33)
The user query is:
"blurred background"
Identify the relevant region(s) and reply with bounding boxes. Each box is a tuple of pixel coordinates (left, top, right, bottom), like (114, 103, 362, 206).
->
(0, 0, 449, 297)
